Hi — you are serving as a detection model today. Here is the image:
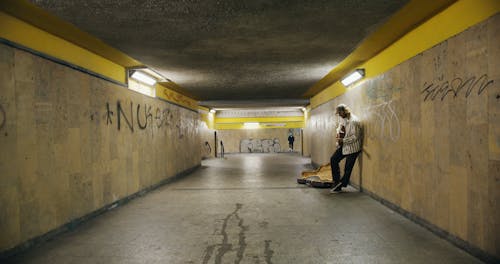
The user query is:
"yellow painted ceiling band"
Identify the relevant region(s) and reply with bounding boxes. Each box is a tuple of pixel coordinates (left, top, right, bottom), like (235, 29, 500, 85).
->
(0, 11, 126, 83)
(156, 84, 199, 111)
(364, 0, 500, 79)
(215, 121, 304, 130)
(215, 116, 304, 124)
(304, 0, 457, 98)
(0, 0, 141, 68)
(311, 0, 500, 108)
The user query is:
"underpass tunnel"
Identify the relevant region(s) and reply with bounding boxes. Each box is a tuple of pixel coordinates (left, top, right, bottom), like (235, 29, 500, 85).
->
(0, 0, 499, 263)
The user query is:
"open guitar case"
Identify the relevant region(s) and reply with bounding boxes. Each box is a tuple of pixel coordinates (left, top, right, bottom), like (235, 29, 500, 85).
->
(297, 176, 333, 188)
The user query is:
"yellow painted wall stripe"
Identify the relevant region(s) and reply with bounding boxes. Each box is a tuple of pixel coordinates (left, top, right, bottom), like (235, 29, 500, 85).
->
(156, 84, 198, 111)
(0, 0, 141, 68)
(214, 116, 305, 130)
(304, 0, 457, 98)
(311, 0, 500, 108)
(215, 122, 304, 130)
(0, 10, 200, 109)
(215, 116, 304, 123)
(0, 11, 126, 84)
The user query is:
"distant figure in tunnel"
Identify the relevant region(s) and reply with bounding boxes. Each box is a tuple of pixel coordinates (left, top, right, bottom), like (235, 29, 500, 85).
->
(330, 104, 362, 193)
(288, 133, 295, 152)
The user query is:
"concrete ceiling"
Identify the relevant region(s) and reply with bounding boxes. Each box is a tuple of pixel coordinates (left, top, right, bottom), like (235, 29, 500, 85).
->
(30, 0, 408, 108)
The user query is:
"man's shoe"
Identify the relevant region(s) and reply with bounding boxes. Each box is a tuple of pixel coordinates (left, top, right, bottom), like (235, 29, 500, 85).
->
(329, 186, 342, 193)
(330, 181, 342, 193)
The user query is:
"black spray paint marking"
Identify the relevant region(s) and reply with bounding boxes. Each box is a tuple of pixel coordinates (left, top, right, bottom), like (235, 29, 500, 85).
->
(117, 101, 134, 132)
(137, 104, 152, 130)
(106, 102, 113, 125)
(154, 107, 172, 128)
(421, 74, 494, 102)
(0, 104, 5, 131)
(155, 108, 163, 128)
(105, 102, 178, 132)
(176, 124, 184, 139)
(204, 141, 212, 155)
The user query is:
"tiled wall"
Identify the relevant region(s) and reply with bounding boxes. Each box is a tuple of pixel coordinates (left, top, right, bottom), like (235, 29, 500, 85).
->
(0, 44, 201, 251)
(306, 15, 499, 258)
(217, 128, 302, 154)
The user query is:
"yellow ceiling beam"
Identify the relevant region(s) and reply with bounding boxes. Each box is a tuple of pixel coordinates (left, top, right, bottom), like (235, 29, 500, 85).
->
(304, 0, 457, 98)
(215, 122, 304, 130)
(156, 84, 199, 111)
(310, 0, 500, 108)
(215, 116, 304, 124)
(0, 0, 141, 68)
(0, 11, 126, 83)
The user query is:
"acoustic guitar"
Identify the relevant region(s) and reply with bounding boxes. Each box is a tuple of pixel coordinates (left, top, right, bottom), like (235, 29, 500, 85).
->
(337, 125, 345, 148)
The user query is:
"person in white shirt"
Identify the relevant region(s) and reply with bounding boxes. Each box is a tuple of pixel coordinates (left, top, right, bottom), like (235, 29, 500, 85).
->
(330, 104, 363, 193)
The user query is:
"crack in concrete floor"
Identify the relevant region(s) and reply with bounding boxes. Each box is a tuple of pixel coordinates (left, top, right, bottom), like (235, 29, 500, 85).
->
(202, 203, 274, 264)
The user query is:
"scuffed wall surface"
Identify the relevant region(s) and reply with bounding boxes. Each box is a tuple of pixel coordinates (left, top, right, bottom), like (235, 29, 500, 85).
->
(217, 128, 302, 154)
(302, 111, 311, 157)
(308, 15, 499, 257)
(0, 44, 201, 251)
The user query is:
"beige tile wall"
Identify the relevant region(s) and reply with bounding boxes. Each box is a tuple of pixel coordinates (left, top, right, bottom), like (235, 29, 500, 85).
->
(306, 15, 499, 257)
(217, 128, 302, 154)
(0, 44, 201, 251)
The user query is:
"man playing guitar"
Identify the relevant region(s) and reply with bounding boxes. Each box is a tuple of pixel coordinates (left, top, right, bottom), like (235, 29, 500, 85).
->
(330, 104, 363, 193)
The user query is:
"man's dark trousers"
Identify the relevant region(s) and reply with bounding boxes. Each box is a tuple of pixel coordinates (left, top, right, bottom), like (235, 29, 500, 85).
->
(330, 148, 360, 186)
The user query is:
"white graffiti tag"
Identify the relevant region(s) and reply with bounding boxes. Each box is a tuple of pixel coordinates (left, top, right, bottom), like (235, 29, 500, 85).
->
(362, 101, 400, 142)
(240, 138, 281, 153)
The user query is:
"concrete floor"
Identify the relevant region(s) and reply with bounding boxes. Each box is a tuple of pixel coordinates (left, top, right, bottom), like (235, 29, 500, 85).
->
(7, 153, 482, 264)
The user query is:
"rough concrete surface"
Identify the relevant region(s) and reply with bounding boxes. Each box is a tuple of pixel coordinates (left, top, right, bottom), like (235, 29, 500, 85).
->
(6, 154, 482, 264)
(29, 0, 408, 101)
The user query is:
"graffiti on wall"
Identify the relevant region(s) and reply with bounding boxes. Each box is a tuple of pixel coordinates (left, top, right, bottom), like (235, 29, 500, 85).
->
(366, 85, 402, 101)
(421, 74, 494, 102)
(0, 104, 5, 132)
(203, 141, 212, 157)
(361, 100, 401, 142)
(104, 101, 180, 134)
(240, 138, 281, 153)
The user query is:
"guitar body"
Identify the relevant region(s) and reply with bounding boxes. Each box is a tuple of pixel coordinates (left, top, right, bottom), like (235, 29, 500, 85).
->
(337, 125, 345, 148)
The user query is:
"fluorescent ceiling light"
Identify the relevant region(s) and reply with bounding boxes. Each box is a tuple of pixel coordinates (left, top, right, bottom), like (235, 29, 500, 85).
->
(209, 109, 216, 113)
(131, 71, 157, 86)
(141, 68, 167, 82)
(243, 122, 260, 129)
(341, 69, 365, 86)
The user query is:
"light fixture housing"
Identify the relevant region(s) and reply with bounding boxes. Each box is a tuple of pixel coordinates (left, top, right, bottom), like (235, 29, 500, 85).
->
(130, 71, 157, 86)
(341, 69, 365, 86)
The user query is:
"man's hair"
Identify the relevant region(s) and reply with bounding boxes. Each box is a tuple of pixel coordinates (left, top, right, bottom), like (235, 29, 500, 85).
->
(336, 104, 351, 114)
